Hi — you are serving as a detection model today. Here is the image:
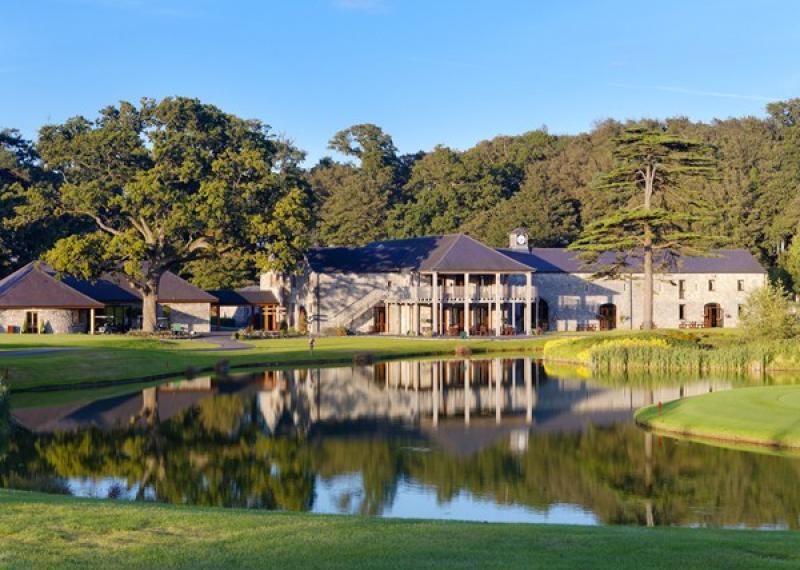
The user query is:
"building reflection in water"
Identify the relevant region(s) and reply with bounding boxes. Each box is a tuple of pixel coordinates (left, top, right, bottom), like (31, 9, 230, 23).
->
(9, 358, 789, 528)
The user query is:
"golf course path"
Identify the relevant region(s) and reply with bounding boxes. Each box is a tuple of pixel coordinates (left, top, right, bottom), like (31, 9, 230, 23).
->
(196, 332, 255, 351)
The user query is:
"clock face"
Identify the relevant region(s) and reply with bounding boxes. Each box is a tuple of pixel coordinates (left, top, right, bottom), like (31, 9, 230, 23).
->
(516, 234, 527, 245)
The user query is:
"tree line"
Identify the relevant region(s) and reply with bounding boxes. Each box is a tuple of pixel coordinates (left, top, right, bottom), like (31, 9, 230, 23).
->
(3, 96, 800, 330)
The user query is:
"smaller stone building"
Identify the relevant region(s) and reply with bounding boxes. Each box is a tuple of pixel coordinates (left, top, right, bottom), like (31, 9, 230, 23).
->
(0, 262, 214, 334)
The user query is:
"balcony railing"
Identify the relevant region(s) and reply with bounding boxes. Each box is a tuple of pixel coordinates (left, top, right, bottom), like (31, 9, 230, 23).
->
(387, 285, 531, 303)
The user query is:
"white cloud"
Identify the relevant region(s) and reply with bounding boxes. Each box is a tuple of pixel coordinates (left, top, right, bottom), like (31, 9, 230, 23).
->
(610, 82, 777, 102)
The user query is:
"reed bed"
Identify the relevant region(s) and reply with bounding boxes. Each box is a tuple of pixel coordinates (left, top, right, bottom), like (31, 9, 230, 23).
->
(544, 332, 780, 375)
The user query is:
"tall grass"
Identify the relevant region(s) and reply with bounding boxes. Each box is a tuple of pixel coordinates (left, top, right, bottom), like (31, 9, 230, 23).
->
(543, 332, 777, 375)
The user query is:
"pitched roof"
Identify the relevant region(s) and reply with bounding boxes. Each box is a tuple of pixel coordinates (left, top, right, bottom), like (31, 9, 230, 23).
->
(0, 262, 215, 309)
(0, 262, 104, 309)
(208, 287, 280, 306)
(499, 248, 767, 274)
(308, 234, 531, 274)
(418, 234, 532, 272)
(59, 269, 216, 304)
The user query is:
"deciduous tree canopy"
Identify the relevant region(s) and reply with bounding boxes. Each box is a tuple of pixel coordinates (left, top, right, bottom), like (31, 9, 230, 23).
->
(32, 97, 312, 331)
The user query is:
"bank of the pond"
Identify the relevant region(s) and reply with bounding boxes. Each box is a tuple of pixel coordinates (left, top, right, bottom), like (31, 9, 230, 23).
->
(0, 491, 798, 569)
(541, 330, 800, 375)
(636, 386, 800, 449)
(0, 335, 550, 392)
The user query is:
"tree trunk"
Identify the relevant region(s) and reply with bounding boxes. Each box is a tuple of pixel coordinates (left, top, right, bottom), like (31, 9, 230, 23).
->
(643, 233, 654, 330)
(642, 165, 655, 330)
(141, 277, 160, 333)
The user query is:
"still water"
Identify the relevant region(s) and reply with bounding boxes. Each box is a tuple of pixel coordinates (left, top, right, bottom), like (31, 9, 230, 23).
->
(3, 358, 800, 528)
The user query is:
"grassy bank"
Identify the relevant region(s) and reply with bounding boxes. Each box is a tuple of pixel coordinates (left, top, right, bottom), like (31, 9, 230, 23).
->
(1, 491, 799, 569)
(0, 335, 548, 392)
(636, 385, 800, 449)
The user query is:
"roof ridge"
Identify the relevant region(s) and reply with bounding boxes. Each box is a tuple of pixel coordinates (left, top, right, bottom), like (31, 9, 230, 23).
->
(424, 234, 463, 271)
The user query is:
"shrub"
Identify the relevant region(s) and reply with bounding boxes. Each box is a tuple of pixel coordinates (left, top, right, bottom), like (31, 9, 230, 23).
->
(740, 283, 799, 340)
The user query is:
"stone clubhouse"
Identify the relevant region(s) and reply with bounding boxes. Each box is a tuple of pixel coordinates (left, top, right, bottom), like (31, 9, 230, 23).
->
(265, 228, 767, 336)
(0, 228, 767, 336)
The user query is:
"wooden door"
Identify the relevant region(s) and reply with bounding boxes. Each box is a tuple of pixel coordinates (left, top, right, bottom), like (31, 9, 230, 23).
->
(598, 304, 616, 331)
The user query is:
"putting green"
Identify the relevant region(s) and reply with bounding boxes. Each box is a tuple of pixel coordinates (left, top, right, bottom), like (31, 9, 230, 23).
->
(635, 385, 800, 449)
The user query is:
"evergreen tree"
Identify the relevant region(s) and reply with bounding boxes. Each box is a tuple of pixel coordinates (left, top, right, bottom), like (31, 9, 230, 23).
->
(568, 125, 717, 330)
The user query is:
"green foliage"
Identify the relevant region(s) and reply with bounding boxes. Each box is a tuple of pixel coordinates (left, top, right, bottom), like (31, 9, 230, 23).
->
(777, 240, 800, 294)
(740, 283, 798, 340)
(0, 129, 86, 274)
(34, 97, 312, 330)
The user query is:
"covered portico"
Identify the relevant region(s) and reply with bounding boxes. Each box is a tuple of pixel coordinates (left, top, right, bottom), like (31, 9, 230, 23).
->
(385, 235, 539, 336)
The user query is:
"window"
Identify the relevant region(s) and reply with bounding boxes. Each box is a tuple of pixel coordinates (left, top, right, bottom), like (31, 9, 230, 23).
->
(678, 304, 686, 320)
(678, 280, 686, 300)
(737, 280, 745, 292)
(708, 279, 716, 292)
(738, 304, 745, 317)
(24, 311, 38, 333)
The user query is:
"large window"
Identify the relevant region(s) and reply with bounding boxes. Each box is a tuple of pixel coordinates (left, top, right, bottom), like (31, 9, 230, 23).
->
(737, 280, 745, 292)
(678, 304, 686, 320)
(678, 280, 686, 300)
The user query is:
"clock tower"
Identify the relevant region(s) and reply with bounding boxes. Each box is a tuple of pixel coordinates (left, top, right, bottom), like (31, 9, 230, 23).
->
(509, 227, 529, 250)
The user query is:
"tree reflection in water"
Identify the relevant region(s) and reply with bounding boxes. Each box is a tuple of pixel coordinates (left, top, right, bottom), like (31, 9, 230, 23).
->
(3, 359, 800, 528)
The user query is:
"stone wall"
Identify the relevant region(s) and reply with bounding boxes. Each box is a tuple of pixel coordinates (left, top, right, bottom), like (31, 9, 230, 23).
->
(160, 303, 211, 333)
(534, 272, 767, 331)
(309, 271, 411, 333)
(0, 308, 88, 334)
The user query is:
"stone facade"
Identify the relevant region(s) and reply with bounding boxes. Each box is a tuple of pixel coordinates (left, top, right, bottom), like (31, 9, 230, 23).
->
(534, 272, 768, 331)
(308, 271, 412, 333)
(160, 303, 211, 333)
(0, 308, 88, 334)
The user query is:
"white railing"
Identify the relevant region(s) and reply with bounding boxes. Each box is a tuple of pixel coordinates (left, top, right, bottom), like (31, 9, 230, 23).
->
(389, 285, 532, 303)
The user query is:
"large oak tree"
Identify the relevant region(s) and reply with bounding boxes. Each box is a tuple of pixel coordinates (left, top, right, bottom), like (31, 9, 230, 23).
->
(35, 97, 312, 331)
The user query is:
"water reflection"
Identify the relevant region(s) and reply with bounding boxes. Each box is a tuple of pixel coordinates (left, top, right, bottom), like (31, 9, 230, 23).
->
(2, 358, 800, 528)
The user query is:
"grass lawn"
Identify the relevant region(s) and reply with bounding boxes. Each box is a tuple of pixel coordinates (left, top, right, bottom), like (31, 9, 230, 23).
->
(0, 334, 550, 393)
(1, 491, 799, 569)
(636, 385, 800, 449)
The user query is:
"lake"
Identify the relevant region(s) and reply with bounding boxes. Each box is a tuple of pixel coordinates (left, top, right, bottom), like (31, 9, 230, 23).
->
(2, 357, 800, 529)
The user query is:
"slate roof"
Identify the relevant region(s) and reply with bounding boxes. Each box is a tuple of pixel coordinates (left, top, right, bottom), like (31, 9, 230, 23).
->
(61, 270, 217, 304)
(0, 261, 215, 309)
(308, 234, 531, 274)
(208, 287, 280, 306)
(498, 248, 767, 274)
(0, 262, 103, 309)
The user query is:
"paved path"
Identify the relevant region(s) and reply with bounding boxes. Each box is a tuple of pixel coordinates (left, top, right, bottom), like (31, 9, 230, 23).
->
(0, 347, 82, 357)
(194, 332, 255, 351)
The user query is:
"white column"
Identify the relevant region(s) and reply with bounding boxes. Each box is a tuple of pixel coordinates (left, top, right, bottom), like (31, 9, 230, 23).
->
(90, 308, 96, 335)
(432, 272, 439, 336)
(525, 272, 532, 335)
(494, 273, 502, 336)
(464, 272, 470, 336)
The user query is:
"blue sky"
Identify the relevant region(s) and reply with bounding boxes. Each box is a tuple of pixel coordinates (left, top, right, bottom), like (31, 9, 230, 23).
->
(3, 0, 800, 164)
